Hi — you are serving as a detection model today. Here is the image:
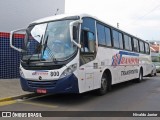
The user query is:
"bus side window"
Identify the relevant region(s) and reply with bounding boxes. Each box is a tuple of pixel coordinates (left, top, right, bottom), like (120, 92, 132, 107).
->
(128, 37, 132, 51)
(119, 33, 123, 49)
(112, 30, 123, 49)
(105, 27, 112, 47)
(88, 32, 95, 53)
(81, 17, 96, 54)
(81, 30, 89, 52)
(133, 38, 139, 52)
(81, 30, 95, 53)
(112, 30, 119, 48)
(139, 41, 145, 53)
(124, 34, 132, 51)
(97, 23, 106, 46)
(97, 23, 112, 47)
(145, 42, 150, 54)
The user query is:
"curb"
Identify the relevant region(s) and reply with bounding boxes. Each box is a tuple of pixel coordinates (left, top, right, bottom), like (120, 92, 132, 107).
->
(0, 97, 13, 102)
(0, 93, 40, 102)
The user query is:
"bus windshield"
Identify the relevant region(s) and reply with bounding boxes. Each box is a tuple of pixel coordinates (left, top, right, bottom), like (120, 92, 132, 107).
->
(22, 20, 78, 62)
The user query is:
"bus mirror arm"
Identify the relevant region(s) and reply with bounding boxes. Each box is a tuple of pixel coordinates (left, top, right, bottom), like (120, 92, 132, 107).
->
(72, 39, 81, 49)
(70, 20, 82, 49)
(10, 28, 26, 52)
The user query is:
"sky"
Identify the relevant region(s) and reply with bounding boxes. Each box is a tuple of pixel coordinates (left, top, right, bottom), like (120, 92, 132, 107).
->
(0, 0, 64, 32)
(65, 0, 160, 41)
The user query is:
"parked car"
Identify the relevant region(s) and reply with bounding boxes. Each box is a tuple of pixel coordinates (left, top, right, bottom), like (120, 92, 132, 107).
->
(153, 62, 160, 73)
(151, 63, 157, 76)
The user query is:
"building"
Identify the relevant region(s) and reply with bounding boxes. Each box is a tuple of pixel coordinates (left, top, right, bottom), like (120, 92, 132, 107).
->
(149, 41, 160, 62)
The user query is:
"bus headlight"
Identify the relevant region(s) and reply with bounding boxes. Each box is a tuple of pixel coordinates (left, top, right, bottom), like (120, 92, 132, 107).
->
(60, 63, 77, 78)
(20, 68, 25, 78)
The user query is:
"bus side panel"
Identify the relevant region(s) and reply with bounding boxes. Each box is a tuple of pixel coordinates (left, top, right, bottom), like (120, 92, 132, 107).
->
(139, 54, 152, 76)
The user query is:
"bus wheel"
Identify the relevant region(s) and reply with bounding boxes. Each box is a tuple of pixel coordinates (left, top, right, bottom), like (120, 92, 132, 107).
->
(151, 70, 154, 77)
(154, 73, 157, 76)
(96, 73, 108, 95)
(150, 70, 154, 77)
(136, 68, 143, 83)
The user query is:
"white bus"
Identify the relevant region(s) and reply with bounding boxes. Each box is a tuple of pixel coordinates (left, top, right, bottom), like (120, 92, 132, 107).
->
(10, 14, 152, 95)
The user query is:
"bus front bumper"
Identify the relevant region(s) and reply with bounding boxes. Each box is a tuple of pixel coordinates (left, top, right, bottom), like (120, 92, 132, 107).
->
(20, 74, 79, 94)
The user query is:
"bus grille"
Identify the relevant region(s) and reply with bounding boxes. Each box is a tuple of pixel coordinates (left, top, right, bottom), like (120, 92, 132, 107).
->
(27, 80, 58, 88)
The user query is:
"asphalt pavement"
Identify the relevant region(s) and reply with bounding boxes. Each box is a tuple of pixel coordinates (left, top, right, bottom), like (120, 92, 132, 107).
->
(0, 74, 160, 120)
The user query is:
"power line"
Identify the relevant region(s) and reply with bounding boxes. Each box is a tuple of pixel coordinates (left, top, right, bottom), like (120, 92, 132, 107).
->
(138, 4, 160, 19)
(126, 4, 160, 26)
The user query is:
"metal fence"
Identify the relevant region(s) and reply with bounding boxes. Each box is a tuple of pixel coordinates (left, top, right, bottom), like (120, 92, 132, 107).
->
(0, 32, 24, 79)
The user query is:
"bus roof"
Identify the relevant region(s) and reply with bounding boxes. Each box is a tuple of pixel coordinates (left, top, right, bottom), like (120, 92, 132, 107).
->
(31, 13, 96, 24)
(30, 13, 148, 43)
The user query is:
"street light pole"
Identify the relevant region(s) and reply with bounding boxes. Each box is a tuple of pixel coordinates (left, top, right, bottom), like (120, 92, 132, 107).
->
(117, 23, 119, 29)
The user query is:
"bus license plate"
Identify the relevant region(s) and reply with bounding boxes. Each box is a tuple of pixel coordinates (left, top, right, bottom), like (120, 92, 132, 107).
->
(36, 88, 47, 94)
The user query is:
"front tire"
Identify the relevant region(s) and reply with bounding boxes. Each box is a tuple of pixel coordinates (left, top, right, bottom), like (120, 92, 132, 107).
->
(96, 73, 108, 95)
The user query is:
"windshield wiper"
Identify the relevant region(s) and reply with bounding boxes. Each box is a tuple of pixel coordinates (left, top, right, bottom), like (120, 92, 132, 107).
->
(26, 35, 43, 64)
(42, 35, 57, 61)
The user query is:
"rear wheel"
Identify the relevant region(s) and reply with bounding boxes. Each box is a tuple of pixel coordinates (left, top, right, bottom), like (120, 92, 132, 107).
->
(150, 70, 154, 77)
(154, 73, 157, 76)
(136, 68, 143, 83)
